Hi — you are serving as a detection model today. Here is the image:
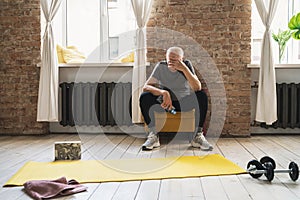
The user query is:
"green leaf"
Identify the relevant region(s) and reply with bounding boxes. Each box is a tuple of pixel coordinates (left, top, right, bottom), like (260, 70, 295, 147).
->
(289, 12, 300, 40)
(272, 33, 279, 42)
(292, 30, 300, 40)
(272, 29, 292, 44)
(289, 12, 300, 30)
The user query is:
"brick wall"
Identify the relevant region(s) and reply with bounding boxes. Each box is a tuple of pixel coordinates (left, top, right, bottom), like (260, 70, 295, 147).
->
(0, 0, 48, 134)
(0, 0, 251, 136)
(147, 0, 252, 136)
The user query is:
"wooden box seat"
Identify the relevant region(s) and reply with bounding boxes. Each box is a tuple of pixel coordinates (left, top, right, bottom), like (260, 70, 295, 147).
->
(146, 109, 195, 133)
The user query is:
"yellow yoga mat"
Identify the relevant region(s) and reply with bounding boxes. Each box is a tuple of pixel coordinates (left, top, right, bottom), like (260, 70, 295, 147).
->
(4, 154, 246, 187)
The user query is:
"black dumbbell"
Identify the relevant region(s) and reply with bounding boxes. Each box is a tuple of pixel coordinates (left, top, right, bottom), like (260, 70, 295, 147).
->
(288, 162, 299, 181)
(247, 160, 264, 179)
(258, 156, 299, 182)
(260, 156, 276, 169)
(247, 159, 275, 181)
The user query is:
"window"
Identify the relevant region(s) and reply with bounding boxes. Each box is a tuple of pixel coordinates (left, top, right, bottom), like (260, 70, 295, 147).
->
(251, 0, 300, 64)
(49, 0, 136, 62)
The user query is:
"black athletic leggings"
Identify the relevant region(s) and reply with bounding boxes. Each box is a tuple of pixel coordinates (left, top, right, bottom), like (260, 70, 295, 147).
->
(139, 90, 208, 131)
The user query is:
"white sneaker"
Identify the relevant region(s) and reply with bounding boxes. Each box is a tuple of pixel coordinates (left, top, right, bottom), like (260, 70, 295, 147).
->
(191, 132, 213, 151)
(142, 132, 160, 151)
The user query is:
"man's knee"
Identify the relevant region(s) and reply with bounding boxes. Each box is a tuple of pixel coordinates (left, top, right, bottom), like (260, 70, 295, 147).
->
(139, 92, 155, 106)
(195, 90, 208, 102)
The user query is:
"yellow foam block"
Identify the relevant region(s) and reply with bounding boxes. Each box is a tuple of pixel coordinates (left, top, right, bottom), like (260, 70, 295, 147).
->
(4, 154, 246, 187)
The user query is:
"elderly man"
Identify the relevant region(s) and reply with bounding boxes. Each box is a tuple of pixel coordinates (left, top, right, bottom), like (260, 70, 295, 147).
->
(139, 46, 213, 151)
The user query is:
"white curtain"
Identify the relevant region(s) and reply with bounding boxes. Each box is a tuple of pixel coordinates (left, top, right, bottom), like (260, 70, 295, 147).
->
(131, 0, 153, 123)
(37, 0, 63, 121)
(254, 0, 279, 125)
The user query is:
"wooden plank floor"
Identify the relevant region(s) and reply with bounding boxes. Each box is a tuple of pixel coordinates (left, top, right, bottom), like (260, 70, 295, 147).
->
(0, 133, 299, 200)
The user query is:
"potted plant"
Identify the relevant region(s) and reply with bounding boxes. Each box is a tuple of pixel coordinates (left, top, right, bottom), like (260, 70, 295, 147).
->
(288, 12, 300, 40)
(272, 29, 292, 63)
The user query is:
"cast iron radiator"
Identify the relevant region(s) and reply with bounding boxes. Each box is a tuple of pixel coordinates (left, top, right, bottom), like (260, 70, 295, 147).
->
(274, 83, 300, 128)
(59, 82, 132, 126)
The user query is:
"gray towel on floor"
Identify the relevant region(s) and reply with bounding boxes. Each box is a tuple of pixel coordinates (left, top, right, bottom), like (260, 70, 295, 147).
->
(23, 177, 87, 200)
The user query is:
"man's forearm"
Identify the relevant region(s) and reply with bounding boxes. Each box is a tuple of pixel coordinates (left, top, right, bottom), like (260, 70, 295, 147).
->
(143, 84, 165, 96)
(182, 68, 201, 91)
(143, 84, 172, 109)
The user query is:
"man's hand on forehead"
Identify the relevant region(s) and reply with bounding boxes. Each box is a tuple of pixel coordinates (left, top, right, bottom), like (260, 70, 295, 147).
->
(167, 60, 187, 72)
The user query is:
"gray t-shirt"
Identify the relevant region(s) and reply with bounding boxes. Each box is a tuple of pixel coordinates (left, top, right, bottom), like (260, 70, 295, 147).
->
(150, 60, 195, 100)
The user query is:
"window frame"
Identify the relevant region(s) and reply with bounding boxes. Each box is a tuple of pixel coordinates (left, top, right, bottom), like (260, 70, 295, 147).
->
(52, 0, 136, 63)
(251, 0, 300, 64)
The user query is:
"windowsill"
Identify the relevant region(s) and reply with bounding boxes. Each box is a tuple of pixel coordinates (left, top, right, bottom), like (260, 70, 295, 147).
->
(37, 62, 150, 68)
(247, 63, 300, 69)
(58, 62, 136, 68)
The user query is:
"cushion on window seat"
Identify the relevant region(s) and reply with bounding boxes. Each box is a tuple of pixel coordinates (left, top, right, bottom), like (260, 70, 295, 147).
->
(113, 52, 135, 63)
(121, 52, 134, 63)
(56, 44, 86, 63)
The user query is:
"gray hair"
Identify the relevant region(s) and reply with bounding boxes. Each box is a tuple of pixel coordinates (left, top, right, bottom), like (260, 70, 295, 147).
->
(166, 46, 184, 57)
